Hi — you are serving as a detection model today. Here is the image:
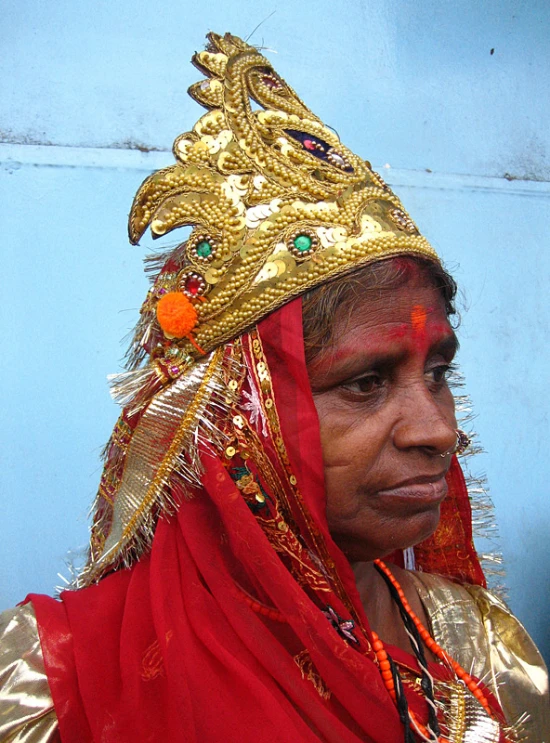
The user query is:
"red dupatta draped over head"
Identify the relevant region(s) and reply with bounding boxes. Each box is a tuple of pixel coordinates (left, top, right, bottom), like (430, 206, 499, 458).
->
(31, 298, 491, 743)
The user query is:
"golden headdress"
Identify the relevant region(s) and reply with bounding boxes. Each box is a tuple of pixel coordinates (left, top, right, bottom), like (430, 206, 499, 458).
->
(81, 32, 440, 584)
(128, 31, 437, 364)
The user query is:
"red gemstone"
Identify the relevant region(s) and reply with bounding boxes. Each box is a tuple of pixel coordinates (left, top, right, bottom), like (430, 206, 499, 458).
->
(185, 275, 202, 295)
(304, 139, 316, 151)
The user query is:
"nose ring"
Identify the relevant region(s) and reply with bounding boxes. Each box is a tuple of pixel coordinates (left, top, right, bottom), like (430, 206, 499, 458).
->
(441, 429, 471, 458)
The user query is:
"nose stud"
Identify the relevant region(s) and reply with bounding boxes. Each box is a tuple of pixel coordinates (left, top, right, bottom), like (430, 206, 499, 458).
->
(441, 429, 471, 458)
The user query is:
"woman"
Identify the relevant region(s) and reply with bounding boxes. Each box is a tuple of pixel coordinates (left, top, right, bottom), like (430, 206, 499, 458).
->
(0, 32, 547, 742)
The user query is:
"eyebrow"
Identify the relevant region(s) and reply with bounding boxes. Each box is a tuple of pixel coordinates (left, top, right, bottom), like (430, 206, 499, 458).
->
(309, 331, 459, 387)
(435, 332, 459, 357)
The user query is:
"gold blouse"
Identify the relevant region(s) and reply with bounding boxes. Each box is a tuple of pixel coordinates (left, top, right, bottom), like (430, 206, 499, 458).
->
(0, 575, 548, 742)
(0, 604, 58, 742)
(410, 572, 549, 741)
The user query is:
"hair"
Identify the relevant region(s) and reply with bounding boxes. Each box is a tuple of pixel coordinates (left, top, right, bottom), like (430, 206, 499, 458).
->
(301, 256, 458, 365)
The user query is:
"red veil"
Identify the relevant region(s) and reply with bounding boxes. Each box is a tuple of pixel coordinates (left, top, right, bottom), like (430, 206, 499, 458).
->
(30, 299, 491, 742)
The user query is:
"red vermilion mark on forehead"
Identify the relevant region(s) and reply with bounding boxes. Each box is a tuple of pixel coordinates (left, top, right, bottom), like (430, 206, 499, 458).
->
(387, 323, 409, 341)
(430, 320, 452, 336)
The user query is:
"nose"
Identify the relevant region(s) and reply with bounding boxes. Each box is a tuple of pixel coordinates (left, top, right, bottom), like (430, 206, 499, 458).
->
(393, 384, 457, 456)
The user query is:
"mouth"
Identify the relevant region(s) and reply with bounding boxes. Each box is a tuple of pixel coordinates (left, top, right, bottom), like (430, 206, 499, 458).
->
(374, 475, 448, 507)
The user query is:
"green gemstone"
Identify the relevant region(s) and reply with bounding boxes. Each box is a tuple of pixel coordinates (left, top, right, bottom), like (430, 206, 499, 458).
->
(293, 234, 313, 252)
(196, 240, 213, 258)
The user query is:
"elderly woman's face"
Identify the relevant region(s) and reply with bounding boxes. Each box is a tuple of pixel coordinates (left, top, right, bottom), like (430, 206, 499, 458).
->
(309, 274, 458, 562)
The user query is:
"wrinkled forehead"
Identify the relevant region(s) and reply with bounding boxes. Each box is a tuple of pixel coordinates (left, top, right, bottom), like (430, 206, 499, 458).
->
(302, 256, 456, 364)
(327, 284, 452, 353)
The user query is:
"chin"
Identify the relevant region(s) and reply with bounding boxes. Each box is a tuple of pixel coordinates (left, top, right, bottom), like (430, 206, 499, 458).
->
(335, 508, 442, 563)
(403, 512, 441, 546)
(394, 508, 442, 555)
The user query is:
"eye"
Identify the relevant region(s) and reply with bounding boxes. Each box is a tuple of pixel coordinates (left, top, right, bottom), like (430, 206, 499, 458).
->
(342, 373, 384, 396)
(426, 363, 455, 387)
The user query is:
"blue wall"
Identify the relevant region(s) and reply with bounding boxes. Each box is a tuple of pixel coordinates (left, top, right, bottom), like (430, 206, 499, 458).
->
(2, 0, 549, 663)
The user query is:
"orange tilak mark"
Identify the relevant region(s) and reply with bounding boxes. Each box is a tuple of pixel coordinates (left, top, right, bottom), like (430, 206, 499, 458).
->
(410, 304, 427, 335)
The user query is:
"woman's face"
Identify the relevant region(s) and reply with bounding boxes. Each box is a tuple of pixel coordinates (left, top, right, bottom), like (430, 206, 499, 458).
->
(308, 274, 458, 562)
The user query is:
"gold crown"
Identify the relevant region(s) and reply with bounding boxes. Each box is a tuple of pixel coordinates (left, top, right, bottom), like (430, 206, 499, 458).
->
(127, 32, 438, 368)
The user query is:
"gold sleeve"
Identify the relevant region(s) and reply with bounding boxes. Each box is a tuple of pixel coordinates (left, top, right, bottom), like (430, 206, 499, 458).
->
(411, 571, 550, 742)
(0, 603, 59, 742)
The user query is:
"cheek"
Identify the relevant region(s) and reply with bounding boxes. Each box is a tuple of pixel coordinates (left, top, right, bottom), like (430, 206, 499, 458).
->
(315, 399, 375, 468)
(324, 467, 364, 530)
(315, 401, 384, 519)
(314, 387, 398, 483)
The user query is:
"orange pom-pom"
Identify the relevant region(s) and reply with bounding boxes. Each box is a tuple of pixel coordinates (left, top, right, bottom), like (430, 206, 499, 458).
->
(156, 292, 198, 338)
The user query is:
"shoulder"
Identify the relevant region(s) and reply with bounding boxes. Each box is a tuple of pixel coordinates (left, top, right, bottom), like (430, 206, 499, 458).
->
(0, 602, 60, 742)
(409, 570, 550, 739)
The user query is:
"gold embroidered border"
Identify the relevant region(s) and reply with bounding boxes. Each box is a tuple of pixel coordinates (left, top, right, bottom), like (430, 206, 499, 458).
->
(244, 330, 372, 650)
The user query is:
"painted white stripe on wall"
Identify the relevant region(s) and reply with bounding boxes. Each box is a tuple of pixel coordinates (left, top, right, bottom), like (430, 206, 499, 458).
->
(2, 143, 549, 196)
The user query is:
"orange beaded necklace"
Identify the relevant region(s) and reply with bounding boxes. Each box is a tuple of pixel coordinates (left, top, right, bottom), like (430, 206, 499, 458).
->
(234, 559, 507, 741)
(373, 558, 506, 742)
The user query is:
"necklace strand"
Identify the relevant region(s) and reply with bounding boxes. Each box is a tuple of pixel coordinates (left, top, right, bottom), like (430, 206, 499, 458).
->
(373, 558, 504, 741)
(235, 560, 505, 741)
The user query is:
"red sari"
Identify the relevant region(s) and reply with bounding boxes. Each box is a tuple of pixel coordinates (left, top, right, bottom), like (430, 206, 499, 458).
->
(29, 299, 502, 742)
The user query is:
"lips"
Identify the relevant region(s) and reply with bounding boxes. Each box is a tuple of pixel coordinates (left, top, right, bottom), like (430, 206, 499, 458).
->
(374, 475, 448, 508)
